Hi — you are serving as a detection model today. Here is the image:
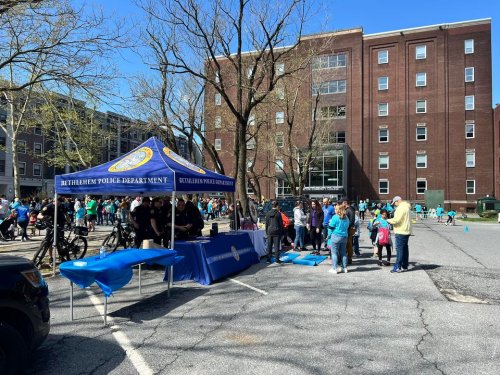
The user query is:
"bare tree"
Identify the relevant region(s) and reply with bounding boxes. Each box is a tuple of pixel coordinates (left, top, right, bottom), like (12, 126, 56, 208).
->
(0, 0, 123, 197)
(139, 0, 313, 214)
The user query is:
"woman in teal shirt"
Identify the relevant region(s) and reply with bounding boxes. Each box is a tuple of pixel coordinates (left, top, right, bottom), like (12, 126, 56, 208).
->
(328, 203, 350, 274)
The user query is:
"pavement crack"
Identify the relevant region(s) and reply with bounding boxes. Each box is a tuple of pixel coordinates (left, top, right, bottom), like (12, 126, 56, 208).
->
(422, 222, 487, 269)
(415, 299, 445, 375)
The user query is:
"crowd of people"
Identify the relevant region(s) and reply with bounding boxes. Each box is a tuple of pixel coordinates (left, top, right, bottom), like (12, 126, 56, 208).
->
(264, 196, 414, 274)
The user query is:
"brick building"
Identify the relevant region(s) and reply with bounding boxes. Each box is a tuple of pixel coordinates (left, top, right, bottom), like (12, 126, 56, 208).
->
(495, 104, 500, 199)
(205, 18, 495, 209)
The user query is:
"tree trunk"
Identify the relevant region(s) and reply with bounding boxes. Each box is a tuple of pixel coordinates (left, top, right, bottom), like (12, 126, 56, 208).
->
(236, 120, 249, 215)
(11, 136, 20, 198)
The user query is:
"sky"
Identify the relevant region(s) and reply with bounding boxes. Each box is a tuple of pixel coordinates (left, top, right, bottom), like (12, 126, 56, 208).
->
(95, 0, 500, 113)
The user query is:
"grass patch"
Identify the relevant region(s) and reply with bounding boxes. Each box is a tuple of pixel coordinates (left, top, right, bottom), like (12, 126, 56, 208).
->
(459, 217, 499, 223)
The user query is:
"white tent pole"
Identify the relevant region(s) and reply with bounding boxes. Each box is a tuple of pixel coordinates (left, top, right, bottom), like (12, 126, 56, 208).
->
(170, 191, 175, 249)
(53, 193, 58, 276)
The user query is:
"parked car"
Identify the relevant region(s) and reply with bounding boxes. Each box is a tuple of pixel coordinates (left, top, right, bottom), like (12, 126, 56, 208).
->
(0, 255, 50, 375)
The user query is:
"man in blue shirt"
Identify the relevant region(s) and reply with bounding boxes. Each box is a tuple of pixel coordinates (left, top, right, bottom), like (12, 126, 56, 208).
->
(322, 198, 335, 251)
(358, 200, 367, 221)
(14, 199, 30, 241)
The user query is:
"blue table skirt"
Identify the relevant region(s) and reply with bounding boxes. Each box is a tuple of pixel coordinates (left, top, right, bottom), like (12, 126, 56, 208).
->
(60, 249, 177, 297)
(167, 232, 259, 285)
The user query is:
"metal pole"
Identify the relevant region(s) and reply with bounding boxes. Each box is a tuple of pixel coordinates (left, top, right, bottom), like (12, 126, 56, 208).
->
(233, 192, 237, 232)
(138, 263, 142, 295)
(168, 265, 173, 297)
(104, 296, 107, 326)
(170, 191, 175, 249)
(53, 193, 58, 277)
(70, 281, 73, 321)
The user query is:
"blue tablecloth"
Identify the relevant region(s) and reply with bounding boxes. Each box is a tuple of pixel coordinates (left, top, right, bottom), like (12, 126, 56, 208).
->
(167, 232, 258, 285)
(60, 249, 177, 297)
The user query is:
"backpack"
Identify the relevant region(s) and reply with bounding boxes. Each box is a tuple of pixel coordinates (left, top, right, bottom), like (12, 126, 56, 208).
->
(280, 212, 290, 229)
(377, 227, 390, 246)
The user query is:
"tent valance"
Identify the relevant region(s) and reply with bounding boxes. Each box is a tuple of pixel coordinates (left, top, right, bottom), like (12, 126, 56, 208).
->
(55, 137, 235, 195)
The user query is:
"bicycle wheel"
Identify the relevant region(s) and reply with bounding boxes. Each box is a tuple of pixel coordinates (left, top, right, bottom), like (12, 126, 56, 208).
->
(33, 241, 50, 267)
(102, 232, 119, 252)
(67, 236, 88, 260)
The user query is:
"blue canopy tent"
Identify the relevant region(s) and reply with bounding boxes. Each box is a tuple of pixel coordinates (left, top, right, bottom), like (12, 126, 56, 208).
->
(50, 137, 236, 275)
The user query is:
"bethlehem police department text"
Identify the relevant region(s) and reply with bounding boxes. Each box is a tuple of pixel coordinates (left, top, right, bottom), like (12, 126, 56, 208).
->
(60, 177, 169, 186)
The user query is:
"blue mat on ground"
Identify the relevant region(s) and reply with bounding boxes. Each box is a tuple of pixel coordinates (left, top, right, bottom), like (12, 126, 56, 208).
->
(279, 252, 300, 263)
(302, 254, 328, 265)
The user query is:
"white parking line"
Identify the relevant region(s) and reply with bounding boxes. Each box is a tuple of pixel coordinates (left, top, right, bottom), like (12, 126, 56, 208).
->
(228, 278, 268, 295)
(87, 292, 154, 375)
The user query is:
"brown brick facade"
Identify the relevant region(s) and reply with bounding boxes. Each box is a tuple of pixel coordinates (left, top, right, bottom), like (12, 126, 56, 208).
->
(205, 19, 495, 209)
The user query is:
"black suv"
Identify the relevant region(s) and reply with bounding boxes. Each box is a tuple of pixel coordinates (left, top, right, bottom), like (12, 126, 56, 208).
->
(0, 255, 50, 374)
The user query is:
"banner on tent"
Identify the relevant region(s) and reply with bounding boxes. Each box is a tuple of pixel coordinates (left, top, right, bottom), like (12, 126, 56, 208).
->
(59, 177, 169, 187)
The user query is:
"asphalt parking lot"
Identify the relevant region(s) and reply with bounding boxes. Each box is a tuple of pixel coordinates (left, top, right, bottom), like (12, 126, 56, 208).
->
(3, 219, 500, 374)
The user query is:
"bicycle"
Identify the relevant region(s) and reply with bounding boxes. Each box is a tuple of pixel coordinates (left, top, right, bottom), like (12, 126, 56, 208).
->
(101, 218, 136, 252)
(32, 222, 88, 268)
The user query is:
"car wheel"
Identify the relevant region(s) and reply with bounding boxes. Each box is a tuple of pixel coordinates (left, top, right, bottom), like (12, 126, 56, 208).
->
(0, 322, 29, 375)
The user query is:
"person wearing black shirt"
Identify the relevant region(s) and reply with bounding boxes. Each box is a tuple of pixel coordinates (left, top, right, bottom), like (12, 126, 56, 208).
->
(342, 198, 356, 264)
(173, 199, 193, 240)
(38, 197, 69, 263)
(150, 197, 165, 246)
(185, 200, 204, 237)
(130, 197, 152, 248)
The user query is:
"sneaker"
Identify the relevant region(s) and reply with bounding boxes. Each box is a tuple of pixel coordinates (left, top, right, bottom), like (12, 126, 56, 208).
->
(343, 268, 348, 273)
(328, 268, 337, 274)
(266, 258, 272, 264)
(401, 268, 408, 272)
(378, 261, 384, 266)
(390, 268, 401, 273)
(276, 259, 283, 264)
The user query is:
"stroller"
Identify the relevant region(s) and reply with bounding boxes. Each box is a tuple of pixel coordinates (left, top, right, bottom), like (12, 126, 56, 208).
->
(0, 217, 17, 241)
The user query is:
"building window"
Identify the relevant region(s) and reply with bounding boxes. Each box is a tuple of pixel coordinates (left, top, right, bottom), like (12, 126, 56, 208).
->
(275, 63, 285, 76)
(312, 80, 346, 95)
(379, 128, 388, 143)
(247, 180, 254, 195)
(34, 126, 42, 135)
(276, 86, 285, 100)
(215, 71, 220, 83)
(464, 39, 474, 54)
(416, 179, 427, 194)
(312, 54, 347, 70)
(378, 155, 389, 169)
(215, 116, 222, 129)
(247, 158, 253, 172)
(416, 72, 427, 87)
(276, 179, 292, 197)
(0, 160, 5, 174)
(18, 140, 26, 154)
(416, 126, 427, 141)
(18, 162, 26, 175)
(34, 142, 43, 155)
(214, 138, 221, 150)
(276, 133, 284, 148)
(378, 103, 388, 117)
(247, 114, 255, 126)
(416, 45, 427, 60)
(378, 76, 388, 91)
(275, 159, 284, 172)
(416, 100, 427, 114)
(378, 50, 388, 64)
(33, 163, 42, 177)
(307, 149, 343, 188)
(379, 180, 389, 195)
(466, 150, 475, 167)
(320, 105, 346, 119)
(246, 138, 256, 150)
(465, 95, 475, 111)
(247, 67, 253, 79)
(465, 67, 474, 82)
(275, 111, 285, 124)
(215, 93, 221, 106)
(466, 180, 475, 194)
(416, 154, 427, 168)
(323, 131, 346, 144)
(465, 122, 475, 139)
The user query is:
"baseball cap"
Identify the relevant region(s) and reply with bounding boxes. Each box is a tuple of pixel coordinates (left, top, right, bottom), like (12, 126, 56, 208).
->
(391, 196, 402, 204)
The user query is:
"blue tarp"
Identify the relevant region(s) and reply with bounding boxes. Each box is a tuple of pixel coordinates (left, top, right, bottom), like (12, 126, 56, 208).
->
(59, 249, 177, 297)
(55, 137, 235, 195)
